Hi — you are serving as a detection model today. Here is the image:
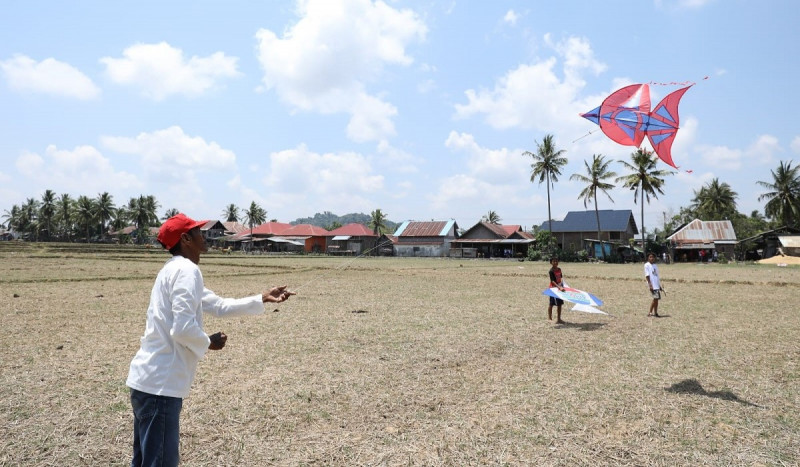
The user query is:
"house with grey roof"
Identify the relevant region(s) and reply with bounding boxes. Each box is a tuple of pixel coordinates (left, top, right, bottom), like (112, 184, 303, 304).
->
(539, 210, 639, 254)
(393, 220, 459, 257)
(667, 219, 737, 262)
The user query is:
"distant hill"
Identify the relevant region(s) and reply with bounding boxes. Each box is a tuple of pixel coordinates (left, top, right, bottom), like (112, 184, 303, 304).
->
(291, 211, 399, 233)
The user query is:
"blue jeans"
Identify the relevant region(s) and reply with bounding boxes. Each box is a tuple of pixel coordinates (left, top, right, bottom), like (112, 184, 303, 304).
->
(131, 388, 183, 467)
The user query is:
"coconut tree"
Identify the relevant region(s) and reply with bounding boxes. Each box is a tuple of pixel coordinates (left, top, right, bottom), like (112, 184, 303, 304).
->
(757, 160, 800, 228)
(481, 211, 502, 224)
(75, 195, 96, 242)
(369, 208, 388, 235)
(222, 203, 240, 222)
(20, 198, 40, 241)
(56, 193, 74, 241)
(162, 208, 180, 220)
(523, 134, 568, 233)
(691, 178, 738, 220)
(2, 205, 21, 232)
(243, 201, 266, 251)
(94, 192, 116, 240)
(128, 195, 161, 244)
(570, 154, 617, 259)
(39, 189, 57, 241)
(616, 148, 673, 254)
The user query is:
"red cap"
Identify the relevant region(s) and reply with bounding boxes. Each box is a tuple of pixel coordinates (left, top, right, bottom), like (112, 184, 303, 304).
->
(157, 213, 207, 250)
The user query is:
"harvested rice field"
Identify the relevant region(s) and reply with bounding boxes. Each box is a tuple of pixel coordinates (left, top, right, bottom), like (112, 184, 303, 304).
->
(1, 243, 798, 466)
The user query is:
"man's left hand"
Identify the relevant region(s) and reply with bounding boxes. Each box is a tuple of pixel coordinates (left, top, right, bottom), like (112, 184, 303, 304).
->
(209, 331, 227, 350)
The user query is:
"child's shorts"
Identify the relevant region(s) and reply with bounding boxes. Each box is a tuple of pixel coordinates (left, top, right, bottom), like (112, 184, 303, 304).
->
(650, 289, 661, 300)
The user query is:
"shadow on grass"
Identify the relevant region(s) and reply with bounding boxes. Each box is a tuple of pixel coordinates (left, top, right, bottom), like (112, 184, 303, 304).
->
(554, 321, 607, 331)
(665, 378, 761, 407)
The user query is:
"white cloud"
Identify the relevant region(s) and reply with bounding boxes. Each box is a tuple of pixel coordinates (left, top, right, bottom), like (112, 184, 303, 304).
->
(262, 144, 384, 212)
(100, 126, 237, 172)
(100, 42, 240, 100)
(454, 35, 605, 132)
(376, 140, 420, 173)
(432, 132, 541, 224)
(698, 145, 742, 170)
(255, 0, 427, 142)
(791, 136, 800, 154)
(697, 134, 780, 171)
(503, 10, 519, 26)
(14, 145, 139, 193)
(0, 54, 100, 99)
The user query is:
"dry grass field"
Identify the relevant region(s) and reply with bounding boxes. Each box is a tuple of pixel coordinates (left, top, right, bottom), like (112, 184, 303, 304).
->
(1, 243, 799, 466)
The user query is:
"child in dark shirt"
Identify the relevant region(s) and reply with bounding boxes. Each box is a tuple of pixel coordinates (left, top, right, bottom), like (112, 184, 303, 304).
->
(548, 257, 566, 324)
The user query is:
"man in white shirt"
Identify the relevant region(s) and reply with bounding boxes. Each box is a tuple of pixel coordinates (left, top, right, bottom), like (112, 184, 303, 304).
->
(127, 213, 294, 466)
(644, 253, 663, 317)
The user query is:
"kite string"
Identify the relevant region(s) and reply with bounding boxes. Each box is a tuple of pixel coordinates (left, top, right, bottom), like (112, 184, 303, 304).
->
(289, 240, 395, 293)
(647, 75, 709, 87)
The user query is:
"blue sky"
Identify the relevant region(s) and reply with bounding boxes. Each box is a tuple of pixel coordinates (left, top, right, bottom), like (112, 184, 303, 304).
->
(2, 0, 798, 233)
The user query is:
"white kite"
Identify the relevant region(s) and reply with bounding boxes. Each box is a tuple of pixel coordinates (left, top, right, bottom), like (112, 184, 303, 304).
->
(542, 283, 611, 316)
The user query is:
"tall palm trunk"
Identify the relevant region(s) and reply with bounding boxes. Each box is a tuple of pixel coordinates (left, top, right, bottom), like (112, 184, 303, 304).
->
(594, 188, 603, 260)
(640, 184, 645, 256)
(546, 173, 553, 233)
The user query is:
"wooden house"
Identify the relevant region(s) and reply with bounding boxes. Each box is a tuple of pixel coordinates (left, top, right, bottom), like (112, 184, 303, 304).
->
(539, 210, 638, 254)
(667, 219, 737, 262)
(451, 222, 534, 258)
(327, 223, 378, 255)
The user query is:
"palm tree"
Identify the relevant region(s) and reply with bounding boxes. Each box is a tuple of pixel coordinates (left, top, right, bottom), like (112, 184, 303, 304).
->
(222, 204, 240, 222)
(523, 134, 568, 233)
(369, 209, 388, 235)
(75, 195, 96, 242)
(94, 192, 116, 239)
(162, 208, 180, 220)
(39, 189, 57, 241)
(56, 193, 74, 241)
(691, 178, 738, 220)
(570, 154, 617, 259)
(20, 198, 40, 241)
(481, 211, 502, 224)
(243, 201, 266, 251)
(616, 149, 673, 254)
(2, 205, 21, 231)
(128, 195, 161, 244)
(757, 160, 800, 228)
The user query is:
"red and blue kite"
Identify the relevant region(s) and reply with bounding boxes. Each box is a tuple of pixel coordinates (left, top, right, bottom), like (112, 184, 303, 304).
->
(581, 83, 692, 169)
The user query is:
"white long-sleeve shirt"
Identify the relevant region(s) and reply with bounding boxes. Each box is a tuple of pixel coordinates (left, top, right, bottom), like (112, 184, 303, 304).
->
(127, 255, 264, 398)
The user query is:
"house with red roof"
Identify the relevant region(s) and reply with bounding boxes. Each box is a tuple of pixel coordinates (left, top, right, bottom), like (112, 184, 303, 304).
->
(327, 223, 378, 255)
(278, 224, 330, 253)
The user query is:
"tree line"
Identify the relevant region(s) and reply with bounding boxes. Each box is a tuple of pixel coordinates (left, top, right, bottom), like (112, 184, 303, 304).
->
(2, 194, 395, 244)
(523, 134, 800, 258)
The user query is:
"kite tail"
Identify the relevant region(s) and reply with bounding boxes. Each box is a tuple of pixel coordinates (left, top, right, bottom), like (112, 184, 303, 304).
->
(645, 86, 693, 169)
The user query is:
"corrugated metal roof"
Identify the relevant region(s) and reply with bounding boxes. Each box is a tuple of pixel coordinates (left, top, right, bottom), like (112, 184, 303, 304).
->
(331, 235, 351, 241)
(779, 236, 800, 248)
(667, 219, 737, 244)
(250, 222, 292, 235)
(395, 220, 453, 237)
(327, 223, 376, 236)
(223, 222, 249, 234)
(281, 224, 329, 236)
